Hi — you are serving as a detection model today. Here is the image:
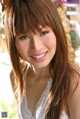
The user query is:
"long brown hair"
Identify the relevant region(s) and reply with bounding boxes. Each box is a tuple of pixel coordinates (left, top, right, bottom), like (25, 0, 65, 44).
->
(5, 0, 72, 118)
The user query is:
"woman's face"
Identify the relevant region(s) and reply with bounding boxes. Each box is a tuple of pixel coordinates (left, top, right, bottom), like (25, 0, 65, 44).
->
(15, 26, 56, 69)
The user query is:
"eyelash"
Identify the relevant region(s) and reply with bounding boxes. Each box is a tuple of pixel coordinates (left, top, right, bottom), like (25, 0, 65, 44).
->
(19, 31, 49, 40)
(40, 31, 49, 36)
(19, 36, 30, 40)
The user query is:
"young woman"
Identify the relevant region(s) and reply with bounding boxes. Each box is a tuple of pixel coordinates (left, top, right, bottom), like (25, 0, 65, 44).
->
(4, 0, 80, 119)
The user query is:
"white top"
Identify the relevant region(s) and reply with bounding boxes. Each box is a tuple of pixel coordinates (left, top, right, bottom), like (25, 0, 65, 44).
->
(18, 80, 52, 119)
(18, 78, 70, 119)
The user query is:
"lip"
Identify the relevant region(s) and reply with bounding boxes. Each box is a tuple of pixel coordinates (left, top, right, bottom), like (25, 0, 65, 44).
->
(31, 51, 47, 56)
(31, 51, 48, 62)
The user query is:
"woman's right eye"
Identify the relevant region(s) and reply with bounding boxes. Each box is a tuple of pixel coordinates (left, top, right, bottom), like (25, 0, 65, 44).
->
(19, 36, 30, 40)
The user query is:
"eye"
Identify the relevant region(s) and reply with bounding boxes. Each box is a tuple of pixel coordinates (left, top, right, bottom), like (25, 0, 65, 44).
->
(40, 31, 49, 36)
(19, 35, 30, 40)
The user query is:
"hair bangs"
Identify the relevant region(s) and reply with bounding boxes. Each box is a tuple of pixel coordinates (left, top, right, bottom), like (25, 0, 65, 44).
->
(12, 0, 52, 35)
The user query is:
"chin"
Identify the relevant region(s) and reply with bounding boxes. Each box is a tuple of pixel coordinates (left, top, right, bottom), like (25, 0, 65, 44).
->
(32, 62, 50, 69)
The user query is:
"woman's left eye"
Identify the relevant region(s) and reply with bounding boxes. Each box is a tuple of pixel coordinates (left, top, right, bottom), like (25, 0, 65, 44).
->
(40, 31, 49, 36)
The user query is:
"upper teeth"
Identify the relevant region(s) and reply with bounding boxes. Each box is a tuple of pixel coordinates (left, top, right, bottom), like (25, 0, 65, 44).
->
(32, 53, 46, 59)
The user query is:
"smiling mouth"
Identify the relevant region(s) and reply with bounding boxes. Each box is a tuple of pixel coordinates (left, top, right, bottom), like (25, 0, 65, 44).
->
(31, 51, 48, 60)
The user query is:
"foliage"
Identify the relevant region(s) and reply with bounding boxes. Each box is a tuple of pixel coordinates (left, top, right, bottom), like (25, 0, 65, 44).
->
(0, 99, 18, 119)
(0, 12, 2, 22)
(69, 30, 78, 49)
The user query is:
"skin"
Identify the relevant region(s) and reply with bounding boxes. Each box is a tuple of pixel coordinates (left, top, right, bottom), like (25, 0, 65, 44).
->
(15, 25, 80, 118)
(15, 26, 56, 114)
(68, 70, 80, 119)
(15, 26, 56, 78)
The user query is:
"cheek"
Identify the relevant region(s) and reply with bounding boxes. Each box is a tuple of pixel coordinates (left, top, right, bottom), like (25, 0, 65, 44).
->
(45, 35, 56, 49)
(15, 41, 29, 57)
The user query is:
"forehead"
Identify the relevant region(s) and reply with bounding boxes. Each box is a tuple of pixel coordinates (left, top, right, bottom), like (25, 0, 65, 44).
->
(15, 24, 46, 35)
(16, 25, 51, 36)
(13, 6, 52, 36)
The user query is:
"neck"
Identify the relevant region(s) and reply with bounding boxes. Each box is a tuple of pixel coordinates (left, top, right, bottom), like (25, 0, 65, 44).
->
(29, 65, 50, 81)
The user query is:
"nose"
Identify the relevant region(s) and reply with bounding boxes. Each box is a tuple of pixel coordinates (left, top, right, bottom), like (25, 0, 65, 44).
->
(30, 35, 43, 51)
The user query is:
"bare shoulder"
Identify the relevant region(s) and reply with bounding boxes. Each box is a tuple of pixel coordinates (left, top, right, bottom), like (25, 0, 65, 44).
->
(68, 61, 80, 119)
(69, 61, 80, 89)
(10, 69, 16, 92)
(10, 62, 29, 102)
(10, 69, 18, 101)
